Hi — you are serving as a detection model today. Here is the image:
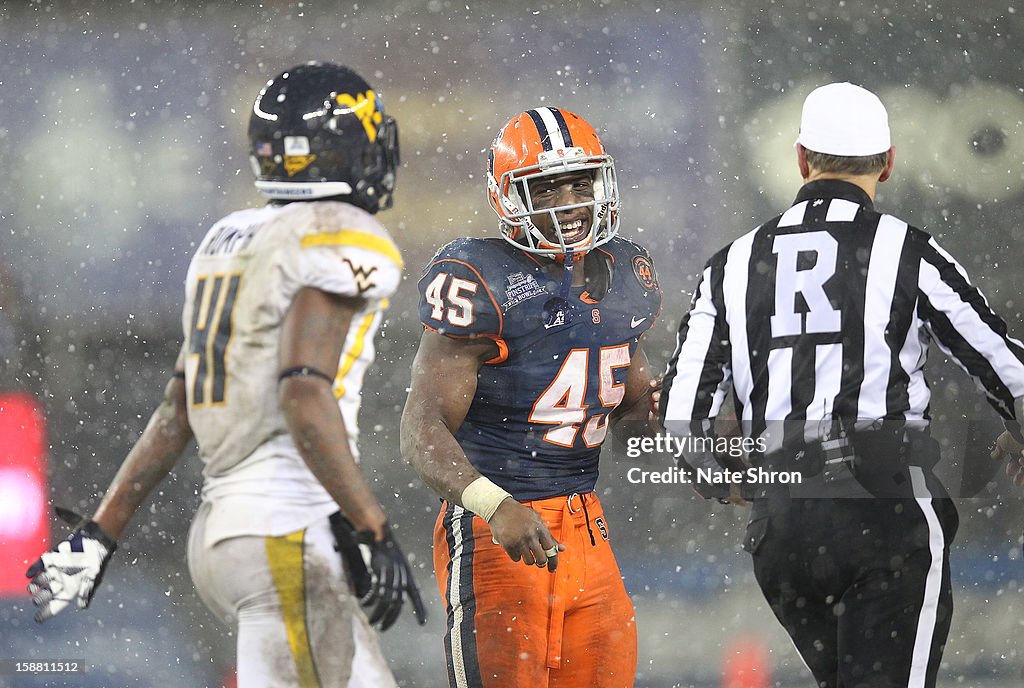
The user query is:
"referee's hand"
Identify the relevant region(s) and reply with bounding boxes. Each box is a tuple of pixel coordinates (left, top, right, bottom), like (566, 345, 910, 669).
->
(719, 483, 750, 506)
(991, 431, 1024, 486)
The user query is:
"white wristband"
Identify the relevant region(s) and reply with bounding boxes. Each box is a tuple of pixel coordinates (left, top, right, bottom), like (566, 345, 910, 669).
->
(460, 477, 513, 522)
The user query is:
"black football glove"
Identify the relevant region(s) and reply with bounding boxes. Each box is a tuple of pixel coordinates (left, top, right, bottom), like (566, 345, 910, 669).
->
(329, 512, 427, 631)
(25, 507, 118, 623)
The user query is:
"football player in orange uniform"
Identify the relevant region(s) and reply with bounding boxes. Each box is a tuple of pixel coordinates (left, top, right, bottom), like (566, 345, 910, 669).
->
(402, 107, 661, 687)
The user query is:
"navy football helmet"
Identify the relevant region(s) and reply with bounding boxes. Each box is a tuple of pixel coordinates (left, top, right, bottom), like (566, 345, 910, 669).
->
(248, 62, 399, 213)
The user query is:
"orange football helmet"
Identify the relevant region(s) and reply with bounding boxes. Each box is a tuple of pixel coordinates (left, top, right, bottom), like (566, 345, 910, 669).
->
(486, 107, 619, 256)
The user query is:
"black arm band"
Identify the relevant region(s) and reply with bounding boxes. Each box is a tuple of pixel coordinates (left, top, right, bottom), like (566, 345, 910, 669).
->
(171, 371, 186, 380)
(278, 366, 334, 385)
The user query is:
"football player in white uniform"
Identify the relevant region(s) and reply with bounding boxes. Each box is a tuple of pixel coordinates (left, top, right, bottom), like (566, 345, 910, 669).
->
(26, 62, 426, 688)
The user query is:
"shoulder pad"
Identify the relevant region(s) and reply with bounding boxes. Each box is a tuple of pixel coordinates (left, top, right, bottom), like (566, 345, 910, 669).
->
(605, 237, 660, 295)
(288, 205, 403, 300)
(418, 239, 505, 338)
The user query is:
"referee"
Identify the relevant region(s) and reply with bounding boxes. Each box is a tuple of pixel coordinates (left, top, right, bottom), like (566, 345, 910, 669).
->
(661, 82, 1024, 688)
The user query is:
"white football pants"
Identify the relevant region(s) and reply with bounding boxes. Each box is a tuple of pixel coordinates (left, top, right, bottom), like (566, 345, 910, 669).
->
(187, 502, 396, 688)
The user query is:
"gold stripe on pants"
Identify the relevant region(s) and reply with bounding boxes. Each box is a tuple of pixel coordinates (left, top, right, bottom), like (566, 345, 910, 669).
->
(266, 530, 320, 688)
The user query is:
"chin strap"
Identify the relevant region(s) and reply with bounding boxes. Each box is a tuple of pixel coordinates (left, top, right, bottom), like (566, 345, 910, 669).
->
(558, 249, 575, 300)
(543, 249, 575, 329)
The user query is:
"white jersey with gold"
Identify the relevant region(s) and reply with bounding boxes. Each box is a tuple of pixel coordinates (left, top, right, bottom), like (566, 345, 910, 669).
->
(181, 200, 401, 544)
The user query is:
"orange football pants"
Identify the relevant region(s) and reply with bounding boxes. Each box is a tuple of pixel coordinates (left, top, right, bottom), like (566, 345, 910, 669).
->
(433, 492, 637, 688)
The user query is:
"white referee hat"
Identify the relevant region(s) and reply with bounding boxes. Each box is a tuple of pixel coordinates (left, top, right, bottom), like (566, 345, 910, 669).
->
(797, 82, 891, 156)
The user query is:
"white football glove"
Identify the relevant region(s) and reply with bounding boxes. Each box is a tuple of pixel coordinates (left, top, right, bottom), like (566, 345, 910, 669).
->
(25, 510, 117, 623)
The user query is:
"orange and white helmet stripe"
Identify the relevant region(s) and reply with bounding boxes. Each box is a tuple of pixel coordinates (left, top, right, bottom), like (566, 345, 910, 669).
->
(486, 107, 620, 257)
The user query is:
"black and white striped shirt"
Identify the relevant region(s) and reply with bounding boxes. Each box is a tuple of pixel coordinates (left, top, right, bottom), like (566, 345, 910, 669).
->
(662, 180, 1024, 450)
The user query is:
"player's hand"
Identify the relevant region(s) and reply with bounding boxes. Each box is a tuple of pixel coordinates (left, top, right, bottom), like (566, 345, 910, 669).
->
(717, 482, 750, 506)
(648, 377, 664, 433)
(488, 499, 564, 572)
(25, 508, 117, 623)
(330, 514, 428, 631)
(992, 431, 1024, 486)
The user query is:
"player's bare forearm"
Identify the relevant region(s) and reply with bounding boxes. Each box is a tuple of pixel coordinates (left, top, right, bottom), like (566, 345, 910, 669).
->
(279, 377, 386, 535)
(278, 287, 387, 538)
(400, 331, 494, 504)
(401, 412, 482, 504)
(92, 371, 193, 540)
(715, 396, 741, 438)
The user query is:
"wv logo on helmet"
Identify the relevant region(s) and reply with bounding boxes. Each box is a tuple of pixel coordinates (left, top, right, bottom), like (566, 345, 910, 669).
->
(336, 91, 382, 142)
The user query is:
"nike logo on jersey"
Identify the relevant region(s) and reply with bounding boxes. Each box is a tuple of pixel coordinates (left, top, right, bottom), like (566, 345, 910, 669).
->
(630, 316, 647, 328)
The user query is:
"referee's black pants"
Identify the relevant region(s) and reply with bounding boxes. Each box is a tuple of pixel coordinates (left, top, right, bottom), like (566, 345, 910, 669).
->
(745, 495, 958, 688)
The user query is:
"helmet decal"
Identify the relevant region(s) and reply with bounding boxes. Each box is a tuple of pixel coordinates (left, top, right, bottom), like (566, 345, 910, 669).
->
(524, 107, 574, 150)
(335, 90, 382, 143)
(283, 136, 316, 176)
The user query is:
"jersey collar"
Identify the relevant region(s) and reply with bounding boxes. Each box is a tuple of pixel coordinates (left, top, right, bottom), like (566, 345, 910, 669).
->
(793, 179, 874, 210)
